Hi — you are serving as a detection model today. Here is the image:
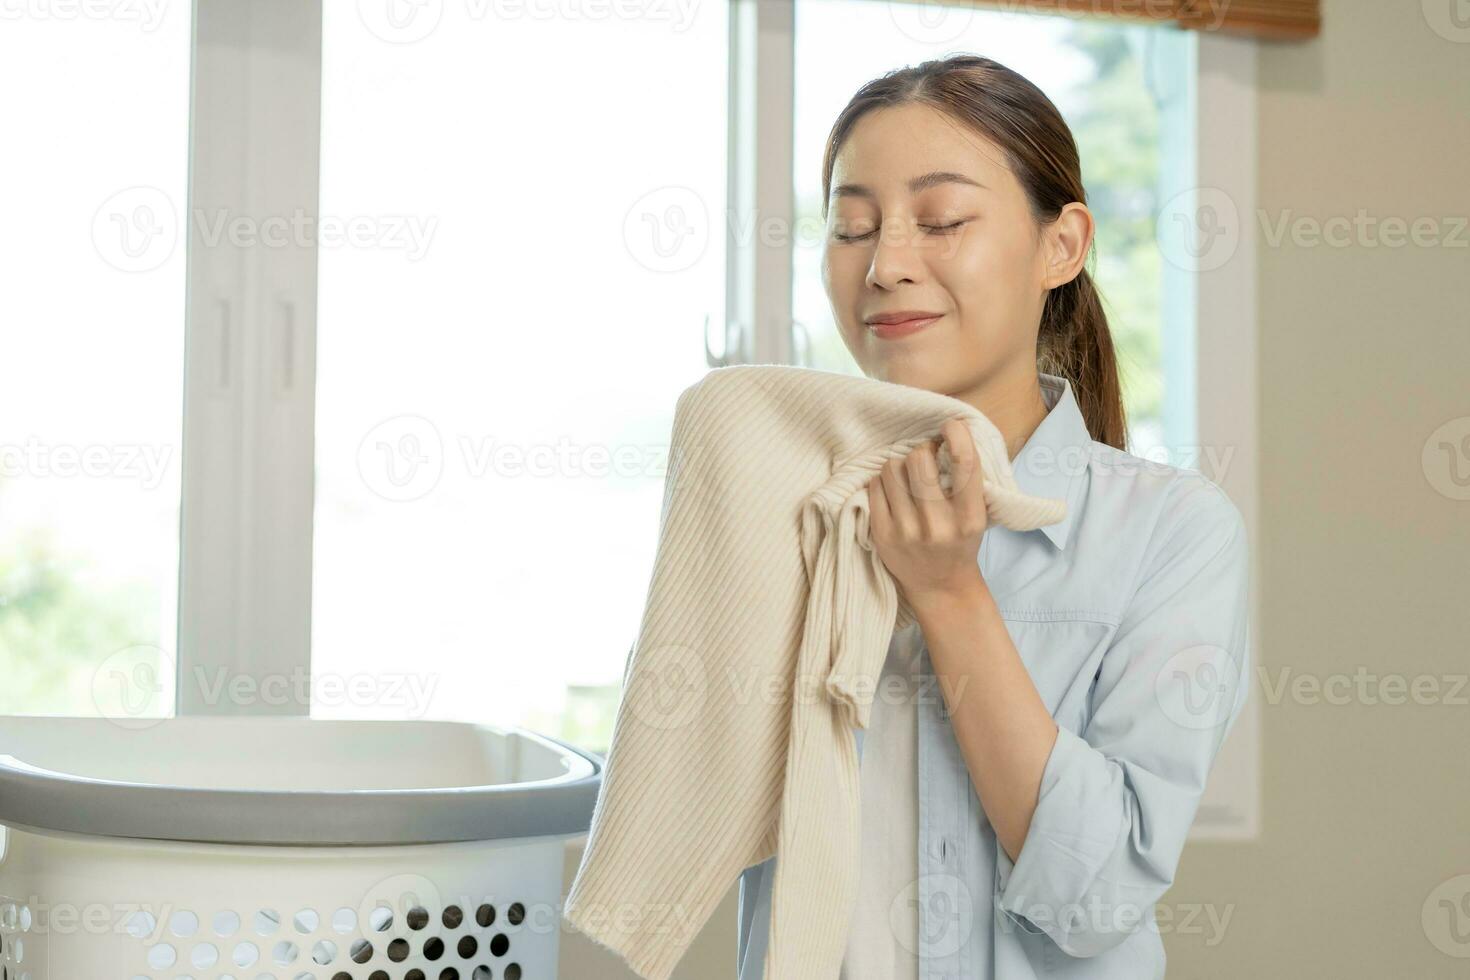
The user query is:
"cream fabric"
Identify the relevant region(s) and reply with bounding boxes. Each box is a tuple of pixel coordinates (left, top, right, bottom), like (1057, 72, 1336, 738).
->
(839, 621, 924, 980)
(562, 364, 1067, 980)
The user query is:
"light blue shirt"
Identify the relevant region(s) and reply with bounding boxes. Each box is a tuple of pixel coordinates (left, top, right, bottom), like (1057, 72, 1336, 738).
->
(736, 372, 1251, 978)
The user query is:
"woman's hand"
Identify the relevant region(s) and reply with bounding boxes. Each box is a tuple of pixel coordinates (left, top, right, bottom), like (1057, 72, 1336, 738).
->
(866, 417, 990, 607)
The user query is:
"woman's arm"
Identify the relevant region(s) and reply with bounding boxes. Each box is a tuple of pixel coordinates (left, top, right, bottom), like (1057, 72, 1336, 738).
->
(907, 575, 1060, 864)
(870, 423, 1251, 957)
(866, 418, 1058, 860)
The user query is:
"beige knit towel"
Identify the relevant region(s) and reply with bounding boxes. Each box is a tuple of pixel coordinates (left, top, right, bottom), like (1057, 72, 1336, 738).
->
(562, 364, 1068, 979)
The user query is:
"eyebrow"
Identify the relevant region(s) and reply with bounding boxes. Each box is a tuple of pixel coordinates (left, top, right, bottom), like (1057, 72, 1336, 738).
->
(830, 170, 986, 201)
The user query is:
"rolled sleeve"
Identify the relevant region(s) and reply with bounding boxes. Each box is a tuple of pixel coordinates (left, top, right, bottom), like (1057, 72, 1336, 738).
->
(994, 478, 1251, 958)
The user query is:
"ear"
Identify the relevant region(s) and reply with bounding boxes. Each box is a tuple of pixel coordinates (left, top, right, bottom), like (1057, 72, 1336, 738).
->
(1042, 202, 1095, 290)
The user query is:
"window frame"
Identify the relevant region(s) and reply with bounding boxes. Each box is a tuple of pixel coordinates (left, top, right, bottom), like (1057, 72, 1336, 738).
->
(1191, 30, 1260, 841)
(177, 0, 321, 716)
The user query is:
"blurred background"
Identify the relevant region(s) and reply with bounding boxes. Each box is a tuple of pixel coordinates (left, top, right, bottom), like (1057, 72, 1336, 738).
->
(1, 0, 1467, 976)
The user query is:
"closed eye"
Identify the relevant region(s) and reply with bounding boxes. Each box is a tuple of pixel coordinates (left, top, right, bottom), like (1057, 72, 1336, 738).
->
(832, 219, 969, 242)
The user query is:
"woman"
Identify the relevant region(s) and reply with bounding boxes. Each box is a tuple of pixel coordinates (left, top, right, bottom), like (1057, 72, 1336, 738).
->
(736, 55, 1250, 979)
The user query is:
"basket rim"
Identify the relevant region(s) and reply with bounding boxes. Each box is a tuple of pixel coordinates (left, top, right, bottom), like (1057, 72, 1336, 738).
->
(0, 716, 604, 846)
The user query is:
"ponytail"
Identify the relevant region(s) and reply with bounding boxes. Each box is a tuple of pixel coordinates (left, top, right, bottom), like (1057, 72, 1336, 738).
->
(1038, 266, 1128, 451)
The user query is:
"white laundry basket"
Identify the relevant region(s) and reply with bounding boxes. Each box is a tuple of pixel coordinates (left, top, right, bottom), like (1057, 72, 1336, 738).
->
(0, 715, 603, 980)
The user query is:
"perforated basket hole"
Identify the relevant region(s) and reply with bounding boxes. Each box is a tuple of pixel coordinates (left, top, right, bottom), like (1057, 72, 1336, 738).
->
(124, 909, 156, 940)
(273, 937, 301, 965)
(144, 941, 175, 969)
(333, 906, 359, 933)
(254, 907, 282, 935)
(111, 893, 530, 978)
(0, 897, 34, 977)
(350, 937, 375, 963)
(189, 940, 219, 969)
(213, 909, 241, 937)
(369, 904, 395, 932)
(167, 909, 198, 938)
(232, 938, 260, 967)
(313, 937, 340, 965)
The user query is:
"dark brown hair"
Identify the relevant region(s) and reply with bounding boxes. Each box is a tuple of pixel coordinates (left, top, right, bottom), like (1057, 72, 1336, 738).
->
(821, 54, 1128, 450)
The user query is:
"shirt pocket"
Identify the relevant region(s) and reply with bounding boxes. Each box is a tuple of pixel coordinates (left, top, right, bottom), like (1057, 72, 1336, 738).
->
(995, 614, 1116, 730)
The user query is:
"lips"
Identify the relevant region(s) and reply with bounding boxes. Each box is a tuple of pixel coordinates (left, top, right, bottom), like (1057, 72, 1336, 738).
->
(865, 311, 943, 339)
(865, 309, 943, 326)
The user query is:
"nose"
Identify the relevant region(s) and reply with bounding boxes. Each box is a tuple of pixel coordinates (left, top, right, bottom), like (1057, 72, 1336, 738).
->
(865, 217, 926, 290)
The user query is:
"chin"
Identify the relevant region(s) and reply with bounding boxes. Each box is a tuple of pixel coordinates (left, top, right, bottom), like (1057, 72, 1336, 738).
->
(864, 356, 937, 390)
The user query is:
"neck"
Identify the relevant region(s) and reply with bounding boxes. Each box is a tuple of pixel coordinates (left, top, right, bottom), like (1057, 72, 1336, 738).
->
(951, 368, 1051, 462)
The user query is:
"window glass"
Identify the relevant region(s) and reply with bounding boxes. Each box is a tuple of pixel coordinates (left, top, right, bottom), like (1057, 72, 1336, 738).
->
(0, 8, 191, 719)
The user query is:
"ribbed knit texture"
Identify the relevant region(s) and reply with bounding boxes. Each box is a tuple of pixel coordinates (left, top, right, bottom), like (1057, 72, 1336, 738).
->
(562, 364, 1067, 979)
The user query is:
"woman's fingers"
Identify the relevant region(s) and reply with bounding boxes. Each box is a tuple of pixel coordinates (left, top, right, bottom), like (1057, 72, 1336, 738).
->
(879, 454, 920, 539)
(867, 466, 891, 538)
(942, 418, 989, 535)
(872, 420, 989, 543)
(904, 437, 953, 537)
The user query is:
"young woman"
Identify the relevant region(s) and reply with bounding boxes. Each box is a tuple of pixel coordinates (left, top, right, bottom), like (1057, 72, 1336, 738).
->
(736, 55, 1251, 979)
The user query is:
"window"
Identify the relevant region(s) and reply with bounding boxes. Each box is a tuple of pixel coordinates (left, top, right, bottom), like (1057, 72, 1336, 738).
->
(1, 2, 1240, 780)
(0, 8, 192, 718)
(311, 2, 729, 747)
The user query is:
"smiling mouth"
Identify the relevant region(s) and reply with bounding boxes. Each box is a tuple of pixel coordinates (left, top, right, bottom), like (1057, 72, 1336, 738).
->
(867, 313, 943, 339)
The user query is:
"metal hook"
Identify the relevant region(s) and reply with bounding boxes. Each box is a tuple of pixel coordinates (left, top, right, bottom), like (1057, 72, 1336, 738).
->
(705, 313, 750, 367)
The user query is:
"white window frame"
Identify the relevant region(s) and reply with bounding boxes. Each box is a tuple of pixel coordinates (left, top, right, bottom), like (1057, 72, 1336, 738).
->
(723, 0, 796, 368)
(176, 0, 321, 716)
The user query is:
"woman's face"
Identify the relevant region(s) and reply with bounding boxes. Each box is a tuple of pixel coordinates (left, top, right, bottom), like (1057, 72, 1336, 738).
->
(822, 101, 1083, 395)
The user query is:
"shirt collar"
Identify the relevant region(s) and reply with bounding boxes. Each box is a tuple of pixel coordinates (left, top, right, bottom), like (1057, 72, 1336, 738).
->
(1008, 371, 1093, 550)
